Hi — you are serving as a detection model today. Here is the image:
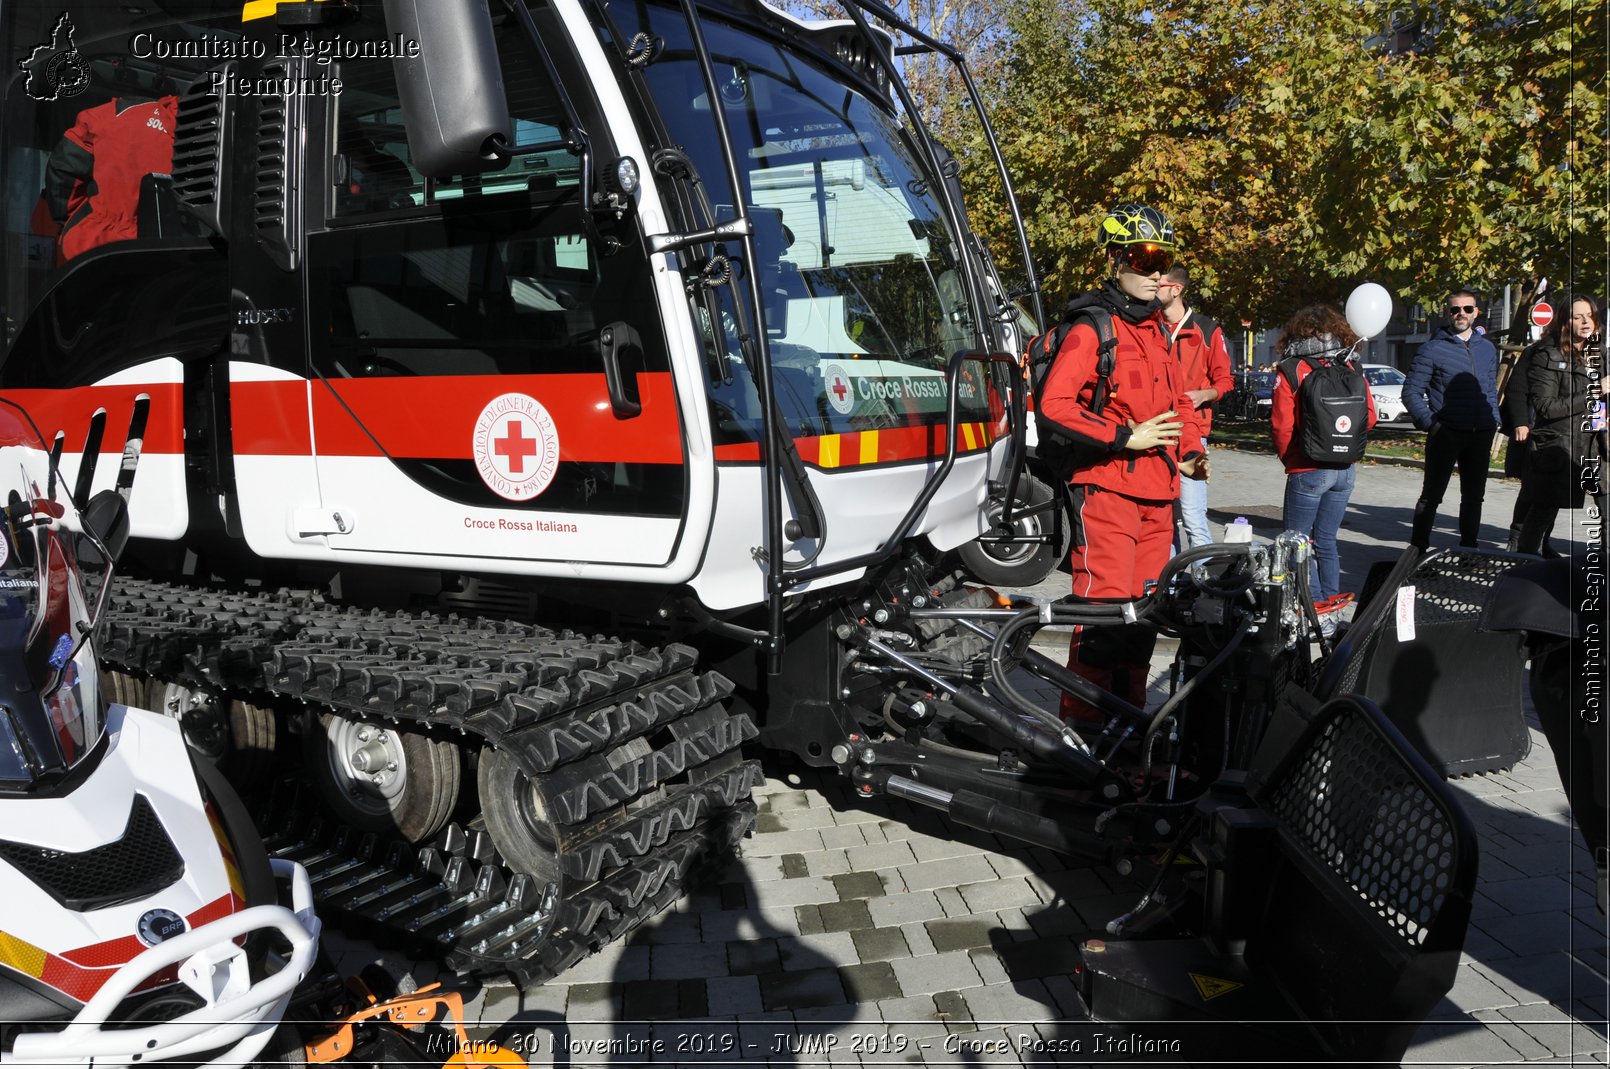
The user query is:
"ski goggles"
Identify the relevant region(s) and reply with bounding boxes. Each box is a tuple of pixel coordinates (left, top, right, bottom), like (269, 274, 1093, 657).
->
(1119, 243, 1175, 276)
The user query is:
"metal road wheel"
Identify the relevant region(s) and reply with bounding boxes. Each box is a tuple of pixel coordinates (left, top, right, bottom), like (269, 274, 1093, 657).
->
(475, 744, 569, 886)
(308, 713, 460, 842)
(100, 670, 145, 709)
(956, 472, 1069, 587)
(144, 678, 232, 763)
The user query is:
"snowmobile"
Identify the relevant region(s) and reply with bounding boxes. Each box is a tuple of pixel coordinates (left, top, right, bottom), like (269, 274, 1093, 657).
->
(0, 396, 318, 1067)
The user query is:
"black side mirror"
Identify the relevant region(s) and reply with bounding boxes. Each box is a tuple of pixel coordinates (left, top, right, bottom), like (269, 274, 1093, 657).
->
(383, 0, 513, 178)
(82, 489, 130, 563)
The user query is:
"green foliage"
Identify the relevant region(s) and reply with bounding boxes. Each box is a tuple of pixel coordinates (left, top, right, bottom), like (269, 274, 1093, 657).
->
(952, 0, 1606, 329)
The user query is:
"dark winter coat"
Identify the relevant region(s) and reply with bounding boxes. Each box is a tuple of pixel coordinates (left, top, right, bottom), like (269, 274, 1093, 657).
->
(1404, 326, 1501, 433)
(1502, 346, 1542, 479)
(1525, 345, 1606, 509)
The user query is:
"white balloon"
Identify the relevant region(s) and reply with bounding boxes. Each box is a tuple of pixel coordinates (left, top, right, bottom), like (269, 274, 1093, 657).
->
(1346, 282, 1394, 340)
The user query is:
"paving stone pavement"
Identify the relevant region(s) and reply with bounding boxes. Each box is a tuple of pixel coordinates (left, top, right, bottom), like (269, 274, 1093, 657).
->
(324, 448, 1605, 1066)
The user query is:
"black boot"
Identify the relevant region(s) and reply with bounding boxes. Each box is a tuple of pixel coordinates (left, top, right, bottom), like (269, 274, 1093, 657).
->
(1506, 526, 1522, 553)
(1542, 534, 1562, 559)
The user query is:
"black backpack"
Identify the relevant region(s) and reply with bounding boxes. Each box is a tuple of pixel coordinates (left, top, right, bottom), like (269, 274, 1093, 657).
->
(1024, 294, 1118, 474)
(1278, 353, 1370, 464)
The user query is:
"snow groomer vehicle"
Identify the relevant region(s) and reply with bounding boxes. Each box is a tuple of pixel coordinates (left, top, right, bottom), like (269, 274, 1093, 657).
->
(0, 0, 1538, 1060)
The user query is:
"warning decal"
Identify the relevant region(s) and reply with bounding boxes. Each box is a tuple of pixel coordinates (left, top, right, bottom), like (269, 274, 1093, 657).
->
(472, 393, 561, 502)
(1189, 973, 1243, 1001)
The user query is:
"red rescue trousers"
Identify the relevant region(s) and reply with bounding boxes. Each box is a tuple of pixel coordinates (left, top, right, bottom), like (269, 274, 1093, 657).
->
(1061, 485, 1172, 721)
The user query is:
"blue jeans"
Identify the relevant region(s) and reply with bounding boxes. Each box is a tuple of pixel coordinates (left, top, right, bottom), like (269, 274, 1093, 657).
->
(1282, 465, 1357, 600)
(1178, 449, 1211, 549)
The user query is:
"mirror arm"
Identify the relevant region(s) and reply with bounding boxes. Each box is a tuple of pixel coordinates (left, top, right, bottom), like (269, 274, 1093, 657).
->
(115, 395, 150, 502)
(73, 409, 108, 513)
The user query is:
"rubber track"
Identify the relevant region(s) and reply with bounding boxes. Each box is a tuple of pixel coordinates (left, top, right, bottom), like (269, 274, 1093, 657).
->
(102, 576, 760, 985)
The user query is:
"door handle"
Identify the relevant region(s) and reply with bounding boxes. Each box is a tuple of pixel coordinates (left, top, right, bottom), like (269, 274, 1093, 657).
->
(598, 321, 643, 420)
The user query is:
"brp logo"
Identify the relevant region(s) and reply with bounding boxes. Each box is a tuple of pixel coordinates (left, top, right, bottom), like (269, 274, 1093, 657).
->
(136, 908, 187, 947)
(472, 393, 561, 502)
(17, 14, 89, 102)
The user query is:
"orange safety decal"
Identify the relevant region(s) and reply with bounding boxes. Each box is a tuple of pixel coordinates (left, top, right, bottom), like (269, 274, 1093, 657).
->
(1, 891, 242, 1004)
(2, 384, 185, 456)
(232, 373, 684, 465)
(715, 420, 998, 470)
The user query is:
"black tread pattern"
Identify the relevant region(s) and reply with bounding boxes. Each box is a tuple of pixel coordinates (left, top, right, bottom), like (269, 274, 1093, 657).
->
(101, 576, 759, 986)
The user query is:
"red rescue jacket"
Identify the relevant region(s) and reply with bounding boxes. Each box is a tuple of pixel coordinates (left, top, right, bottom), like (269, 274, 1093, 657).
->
(45, 95, 178, 262)
(1166, 311, 1234, 437)
(1040, 310, 1203, 501)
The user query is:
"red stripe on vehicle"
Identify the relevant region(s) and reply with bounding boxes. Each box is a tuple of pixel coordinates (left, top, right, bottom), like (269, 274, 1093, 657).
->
(232, 374, 684, 464)
(230, 380, 313, 455)
(2, 385, 184, 455)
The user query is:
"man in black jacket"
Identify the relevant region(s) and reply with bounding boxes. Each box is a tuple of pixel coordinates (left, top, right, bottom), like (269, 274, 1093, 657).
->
(1404, 289, 1501, 549)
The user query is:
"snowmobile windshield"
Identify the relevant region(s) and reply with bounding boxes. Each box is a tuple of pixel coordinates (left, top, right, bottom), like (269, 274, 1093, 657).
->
(0, 399, 106, 791)
(620, 3, 997, 444)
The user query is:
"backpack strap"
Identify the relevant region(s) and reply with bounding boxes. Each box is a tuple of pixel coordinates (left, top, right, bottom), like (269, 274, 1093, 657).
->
(1080, 310, 1119, 416)
(1190, 312, 1220, 349)
(1051, 294, 1121, 417)
(1277, 355, 1305, 393)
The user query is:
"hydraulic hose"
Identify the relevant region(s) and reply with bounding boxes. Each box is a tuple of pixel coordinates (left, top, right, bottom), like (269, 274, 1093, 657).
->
(981, 613, 1141, 730)
(855, 632, 1105, 780)
(1296, 556, 1333, 656)
(1140, 615, 1254, 778)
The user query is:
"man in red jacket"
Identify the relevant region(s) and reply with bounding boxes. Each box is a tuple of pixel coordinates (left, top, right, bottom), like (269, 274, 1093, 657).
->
(44, 94, 178, 262)
(1039, 204, 1206, 720)
(1157, 264, 1233, 549)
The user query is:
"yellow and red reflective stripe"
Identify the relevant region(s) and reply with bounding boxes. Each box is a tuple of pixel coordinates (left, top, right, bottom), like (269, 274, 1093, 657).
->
(715, 421, 996, 468)
(0, 931, 47, 980)
(0, 892, 241, 1004)
(859, 429, 879, 466)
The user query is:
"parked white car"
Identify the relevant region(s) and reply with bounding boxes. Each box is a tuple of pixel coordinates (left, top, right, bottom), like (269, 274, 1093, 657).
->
(1364, 364, 1409, 424)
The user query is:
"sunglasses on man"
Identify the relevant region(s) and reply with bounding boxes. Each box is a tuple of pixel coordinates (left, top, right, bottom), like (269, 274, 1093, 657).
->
(1120, 243, 1175, 276)
(1448, 304, 1477, 314)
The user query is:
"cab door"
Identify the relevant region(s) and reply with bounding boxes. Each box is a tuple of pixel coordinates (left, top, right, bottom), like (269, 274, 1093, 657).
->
(302, 47, 687, 569)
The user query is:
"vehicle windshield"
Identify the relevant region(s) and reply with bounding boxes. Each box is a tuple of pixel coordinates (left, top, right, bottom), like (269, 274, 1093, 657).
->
(620, 3, 995, 443)
(0, 399, 105, 790)
(1244, 372, 1276, 391)
(1365, 367, 1405, 387)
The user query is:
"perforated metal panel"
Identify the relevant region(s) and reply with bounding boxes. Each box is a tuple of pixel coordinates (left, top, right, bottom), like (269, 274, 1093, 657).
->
(0, 795, 183, 912)
(1396, 551, 1520, 626)
(1265, 705, 1461, 946)
(1325, 550, 1526, 699)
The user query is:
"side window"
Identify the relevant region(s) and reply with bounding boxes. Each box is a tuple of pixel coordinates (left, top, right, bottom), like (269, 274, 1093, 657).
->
(330, 23, 579, 217)
(311, 212, 669, 379)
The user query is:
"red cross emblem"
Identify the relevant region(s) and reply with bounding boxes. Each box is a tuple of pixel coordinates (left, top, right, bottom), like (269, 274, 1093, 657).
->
(473, 394, 560, 501)
(823, 362, 855, 414)
(494, 420, 539, 474)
